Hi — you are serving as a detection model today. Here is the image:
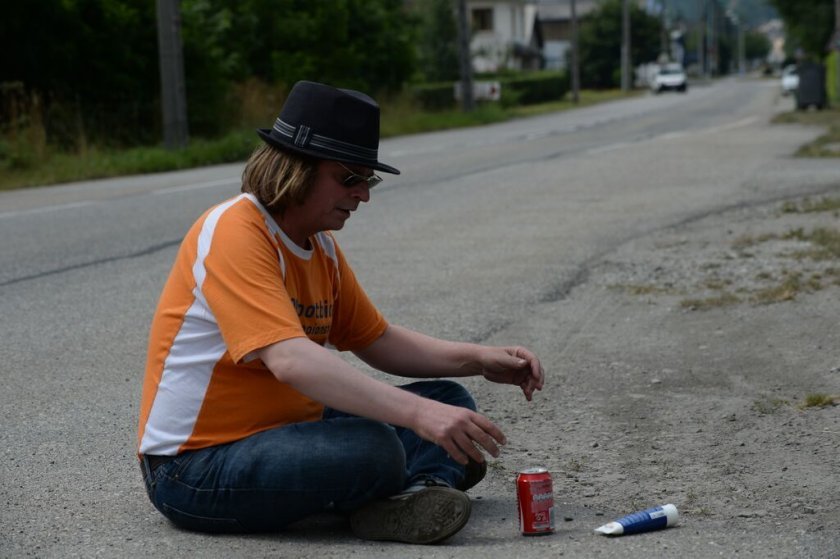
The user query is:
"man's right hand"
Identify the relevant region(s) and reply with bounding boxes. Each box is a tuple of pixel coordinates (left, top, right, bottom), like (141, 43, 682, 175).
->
(411, 399, 506, 465)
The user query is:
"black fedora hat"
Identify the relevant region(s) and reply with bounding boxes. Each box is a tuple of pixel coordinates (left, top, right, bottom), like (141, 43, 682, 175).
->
(257, 81, 400, 175)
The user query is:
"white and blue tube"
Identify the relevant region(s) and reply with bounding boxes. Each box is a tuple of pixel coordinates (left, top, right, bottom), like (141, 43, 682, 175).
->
(594, 504, 679, 536)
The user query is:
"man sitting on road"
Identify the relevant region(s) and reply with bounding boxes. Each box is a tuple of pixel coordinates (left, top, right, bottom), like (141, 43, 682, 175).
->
(137, 80, 545, 544)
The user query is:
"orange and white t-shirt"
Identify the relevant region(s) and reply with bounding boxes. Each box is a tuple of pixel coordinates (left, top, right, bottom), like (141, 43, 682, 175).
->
(137, 193, 387, 456)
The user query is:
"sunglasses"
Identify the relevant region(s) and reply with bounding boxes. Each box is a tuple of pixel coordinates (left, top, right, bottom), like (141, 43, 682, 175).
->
(337, 162, 383, 189)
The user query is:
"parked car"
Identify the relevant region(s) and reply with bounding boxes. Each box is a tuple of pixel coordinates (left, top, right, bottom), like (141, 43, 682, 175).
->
(650, 63, 688, 94)
(780, 64, 799, 96)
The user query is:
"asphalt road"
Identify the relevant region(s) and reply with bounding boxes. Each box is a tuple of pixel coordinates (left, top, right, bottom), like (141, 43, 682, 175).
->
(1, 78, 838, 558)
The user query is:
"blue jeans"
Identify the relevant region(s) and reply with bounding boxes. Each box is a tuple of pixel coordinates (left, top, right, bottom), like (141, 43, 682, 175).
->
(140, 380, 476, 533)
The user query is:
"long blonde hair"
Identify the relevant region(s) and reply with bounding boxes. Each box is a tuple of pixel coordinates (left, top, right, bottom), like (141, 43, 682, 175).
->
(241, 144, 318, 213)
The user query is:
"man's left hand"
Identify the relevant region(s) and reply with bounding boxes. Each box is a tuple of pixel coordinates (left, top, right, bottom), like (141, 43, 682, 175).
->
(478, 346, 545, 401)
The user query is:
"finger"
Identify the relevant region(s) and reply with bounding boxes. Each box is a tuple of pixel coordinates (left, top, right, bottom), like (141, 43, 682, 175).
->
(451, 432, 484, 464)
(471, 414, 507, 447)
(463, 421, 501, 458)
(476, 432, 500, 458)
(533, 363, 545, 389)
(525, 358, 544, 389)
(521, 381, 533, 401)
(520, 373, 541, 401)
(441, 437, 471, 465)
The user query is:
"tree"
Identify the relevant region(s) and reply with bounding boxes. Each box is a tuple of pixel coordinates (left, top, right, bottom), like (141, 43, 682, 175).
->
(201, 0, 416, 93)
(577, 0, 663, 88)
(744, 30, 771, 62)
(0, 0, 159, 147)
(1, 1, 418, 148)
(769, 0, 834, 60)
(180, 0, 242, 135)
(411, 0, 460, 82)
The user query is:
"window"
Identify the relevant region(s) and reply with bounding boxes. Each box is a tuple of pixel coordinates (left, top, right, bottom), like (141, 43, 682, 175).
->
(472, 8, 493, 31)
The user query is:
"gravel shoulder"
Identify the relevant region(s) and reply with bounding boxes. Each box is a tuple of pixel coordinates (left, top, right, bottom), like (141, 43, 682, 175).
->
(472, 193, 840, 557)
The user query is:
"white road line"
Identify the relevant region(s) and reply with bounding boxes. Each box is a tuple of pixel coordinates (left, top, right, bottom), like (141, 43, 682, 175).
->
(0, 201, 95, 219)
(698, 116, 759, 135)
(658, 131, 688, 141)
(0, 177, 239, 219)
(586, 142, 632, 155)
(151, 177, 240, 195)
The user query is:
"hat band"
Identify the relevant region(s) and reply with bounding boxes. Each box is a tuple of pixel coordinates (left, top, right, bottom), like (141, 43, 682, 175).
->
(273, 118, 379, 163)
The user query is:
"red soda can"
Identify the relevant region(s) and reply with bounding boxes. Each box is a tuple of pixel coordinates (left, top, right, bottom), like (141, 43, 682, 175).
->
(517, 467, 555, 535)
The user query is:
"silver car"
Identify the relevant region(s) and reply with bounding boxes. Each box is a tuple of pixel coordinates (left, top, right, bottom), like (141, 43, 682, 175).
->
(650, 63, 688, 94)
(780, 64, 799, 96)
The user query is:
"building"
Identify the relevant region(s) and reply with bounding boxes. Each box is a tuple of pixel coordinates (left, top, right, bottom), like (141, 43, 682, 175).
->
(466, 1, 542, 72)
(464, 0, 602, 72)
(534, 0, 599, 70)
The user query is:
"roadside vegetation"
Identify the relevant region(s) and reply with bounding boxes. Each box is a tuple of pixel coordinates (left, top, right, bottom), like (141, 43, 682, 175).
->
(0, 89, 634, 192)
(608, 197, 840, 310)
(798, 393, 839, 409)
(752, 393, 838, 414)
(678, 223, 840, 310)
(772, 107, 840, 157)
(780, 196, 840, 214)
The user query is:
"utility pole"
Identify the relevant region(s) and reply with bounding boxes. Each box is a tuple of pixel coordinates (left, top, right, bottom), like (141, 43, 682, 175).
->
(661, 0, 669, 60)
(621, 0, 631, 91)
(571, 0, 580, 103)
(697, 0, 705, 79)
(156, 0, 188, 149)
(712, 0, 719, 76)
(728, 0, 745, 75)
(708, 0, 715, 76)
(456, 0, 475, 112)
(834, 0, 840, 103)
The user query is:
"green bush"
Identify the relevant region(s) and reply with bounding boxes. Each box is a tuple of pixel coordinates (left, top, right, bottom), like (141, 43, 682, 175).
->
(499, 85, 524, 108)
(501, 71, 568, 105)
(411, 71, 568, 111)
(0, 138, 36, 170)
(411, 82, 457, 110)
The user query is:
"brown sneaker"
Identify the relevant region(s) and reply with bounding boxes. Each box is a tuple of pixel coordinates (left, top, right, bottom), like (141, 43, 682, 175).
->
(349, 486, 471, 544)
(456, 459, 487, 492)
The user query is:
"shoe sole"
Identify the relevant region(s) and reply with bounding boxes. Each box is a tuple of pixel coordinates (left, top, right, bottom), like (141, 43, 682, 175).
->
(350, 486, 471, 544)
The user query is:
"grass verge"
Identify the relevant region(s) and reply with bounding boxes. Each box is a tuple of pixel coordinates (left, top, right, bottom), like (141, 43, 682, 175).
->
(0, 89, 634, 192)
(780, 196, 840, 215)
(798, 393, 839, 409)
(662, 217, 840, 311)
(772, 107, 840, 157)
(0, 130, 259, 191)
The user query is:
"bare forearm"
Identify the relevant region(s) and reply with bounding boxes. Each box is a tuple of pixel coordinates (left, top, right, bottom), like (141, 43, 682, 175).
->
(355, 325, 484, 378)
(259, 337, 423, 428)
(355, 325, 546, 401)
(256, 336, 506, 464)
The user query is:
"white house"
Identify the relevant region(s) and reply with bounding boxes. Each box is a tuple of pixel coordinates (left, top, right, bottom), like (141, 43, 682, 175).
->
(465, 0, 600, 72)
(534, 0, 599, 70)
(466, 0, 542, 72)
